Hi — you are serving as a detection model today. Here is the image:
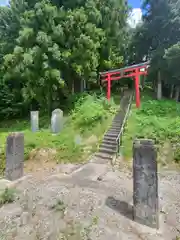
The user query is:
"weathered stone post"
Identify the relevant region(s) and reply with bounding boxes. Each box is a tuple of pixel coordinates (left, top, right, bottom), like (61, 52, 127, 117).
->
(51, 109, 63, 134)
(30, 111, 39, 132)
(133, 139, 159, 229)
(5, 133, 24, 181)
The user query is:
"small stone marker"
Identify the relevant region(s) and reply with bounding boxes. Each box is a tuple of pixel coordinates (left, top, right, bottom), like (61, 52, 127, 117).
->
(51, 109, 63, 134)
(74, 135, 82, 145)
(5, 133, 24, 181)
(133, 139, 159, 229)
(30, 111, 39, 132)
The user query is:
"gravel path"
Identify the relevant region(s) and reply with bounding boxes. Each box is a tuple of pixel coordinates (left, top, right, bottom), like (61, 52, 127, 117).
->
(0, 160, 180, 240)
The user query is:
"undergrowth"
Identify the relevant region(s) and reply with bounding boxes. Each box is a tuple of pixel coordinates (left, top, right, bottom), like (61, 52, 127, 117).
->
(0, 93, 118, 175)
(123, 93, 180, 164)
(0, 188, 16, 206)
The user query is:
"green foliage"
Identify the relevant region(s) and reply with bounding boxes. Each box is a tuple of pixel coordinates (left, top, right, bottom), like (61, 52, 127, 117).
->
(164, 42, 180, 82)
(0, 188, 16, 206)
(58, 216, 98, 240)
(0, 94, 119, 175)
(71, 94, 117, 128)
(50, 199, 66, 215)
(0, 81, 26, 119)
(123, 92, 180, 164)
(137, 100, 177, 117)
(0, 0, 128, 117)
(130, 0, 180, 93)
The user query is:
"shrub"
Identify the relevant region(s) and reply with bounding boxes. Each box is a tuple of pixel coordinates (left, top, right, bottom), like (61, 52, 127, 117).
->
(0, 188, 16, 206)
(123, 94, 180, 163)
(71, 94, 117, 128)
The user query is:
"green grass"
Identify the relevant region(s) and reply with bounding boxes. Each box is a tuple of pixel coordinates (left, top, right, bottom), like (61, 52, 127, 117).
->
(123, 91, 180, 164)
(0, 94, 119, 175)
(0, 188, 16, 206)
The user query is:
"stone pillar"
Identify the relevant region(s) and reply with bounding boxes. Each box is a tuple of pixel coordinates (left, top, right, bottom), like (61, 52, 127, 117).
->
(133, 139, 159, 229)
(51, 109, 63, 134)
(30, 111, 39, 132)
(5, 133, 24, 181)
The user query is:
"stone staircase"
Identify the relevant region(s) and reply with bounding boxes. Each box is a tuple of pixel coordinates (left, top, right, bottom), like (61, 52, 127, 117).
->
(91, 92, 132, 164)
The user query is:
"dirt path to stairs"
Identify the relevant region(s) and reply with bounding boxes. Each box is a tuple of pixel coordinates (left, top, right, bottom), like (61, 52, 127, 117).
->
(0, 160, 180, 240)
(0, 93, 180, 240)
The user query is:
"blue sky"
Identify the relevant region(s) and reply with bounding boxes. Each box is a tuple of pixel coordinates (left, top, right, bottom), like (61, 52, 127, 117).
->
(0, 0, 8, 6)
(128, 0, 141, 8)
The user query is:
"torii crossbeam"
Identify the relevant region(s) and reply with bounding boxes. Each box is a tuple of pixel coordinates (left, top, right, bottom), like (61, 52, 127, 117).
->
(99, 61, 150, 108)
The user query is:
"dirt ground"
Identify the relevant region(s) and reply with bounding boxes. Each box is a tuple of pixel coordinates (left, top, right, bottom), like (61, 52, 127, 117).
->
(0, 156, 180, 240)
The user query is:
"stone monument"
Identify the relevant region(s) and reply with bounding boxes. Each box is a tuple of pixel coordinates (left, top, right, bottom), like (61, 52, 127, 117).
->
(133, 139, 159, 229)
(30, 111, 39, 132)
(5, 133, 24, 181)
(51, 109, 63, 134)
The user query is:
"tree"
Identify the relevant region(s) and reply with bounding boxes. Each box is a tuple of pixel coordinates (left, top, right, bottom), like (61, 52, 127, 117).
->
(2, 0, 104, 113)
(164, 42, 180, 100)
(51, 0, 129, 70)
(130, 0, 180, 99)
(3, 1, 64, 114)
(0, 0, 130, 117)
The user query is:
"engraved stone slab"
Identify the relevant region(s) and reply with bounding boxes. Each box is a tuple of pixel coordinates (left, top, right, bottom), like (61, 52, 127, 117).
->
(30, 111, 39, 132)
(133, 139, 159, 229)
(51, 109, 63, 134)
(5, 133, 24, 181)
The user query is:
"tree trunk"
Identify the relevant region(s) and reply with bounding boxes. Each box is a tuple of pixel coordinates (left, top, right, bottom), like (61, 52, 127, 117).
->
(170, 85, 174, 99)
(47, 84, 52, 117)
(157, 71, 162, 100)
(84, 79, 87, 91)
(141, 75, 145, 89)
(153, 79, 157, 93)
(80, 79, 85, 92)
(175, 86, 180, 102)
(74, 76, 82, 93)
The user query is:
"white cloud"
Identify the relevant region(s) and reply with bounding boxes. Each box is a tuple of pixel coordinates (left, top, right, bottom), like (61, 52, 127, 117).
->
(127, 8, 142, 28)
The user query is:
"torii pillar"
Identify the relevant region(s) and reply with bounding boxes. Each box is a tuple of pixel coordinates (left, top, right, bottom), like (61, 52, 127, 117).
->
(135, 70, 140, 108)
(107, 74, 111, 100)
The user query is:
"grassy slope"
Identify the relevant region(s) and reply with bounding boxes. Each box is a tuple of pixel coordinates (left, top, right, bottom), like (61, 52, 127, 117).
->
(123, 90, 180, 164)
(0, 94, 119, 174)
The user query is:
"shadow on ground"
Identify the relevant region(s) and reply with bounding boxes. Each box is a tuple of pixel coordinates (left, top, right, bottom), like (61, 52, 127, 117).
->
(105, 196, 133, 220)
(105, 196, 158, 229)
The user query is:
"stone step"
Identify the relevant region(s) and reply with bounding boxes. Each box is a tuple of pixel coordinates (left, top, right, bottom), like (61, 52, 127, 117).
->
(107, 130, 120, 134)
(105, 130, 120, 135)
(105, 133, 119, 138)
(100, 143, 117, 150)
(113, 116, 123, 120)
(103, 135, 117, 141)
(110, 126, 121, 130)
(99, 147, 116, 155)
(113, 113, 124, 118)
(108, 127, 120, 132)
(114, 116, 121, 119)
(114, 111, 124, 116)
(112, 121, 121, 125)
(104, 132, 118, 137)
(108, 127, 120, 131)
(111, 124, 122, 129)
(113, 116, 121, 121)
(102, 139, 116, 145)
(113, 115, 122, 119)
(112, 121, 123, 125)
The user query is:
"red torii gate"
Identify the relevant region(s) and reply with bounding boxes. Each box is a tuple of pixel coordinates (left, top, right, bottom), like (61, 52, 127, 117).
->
(99, 61, 149, 108)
